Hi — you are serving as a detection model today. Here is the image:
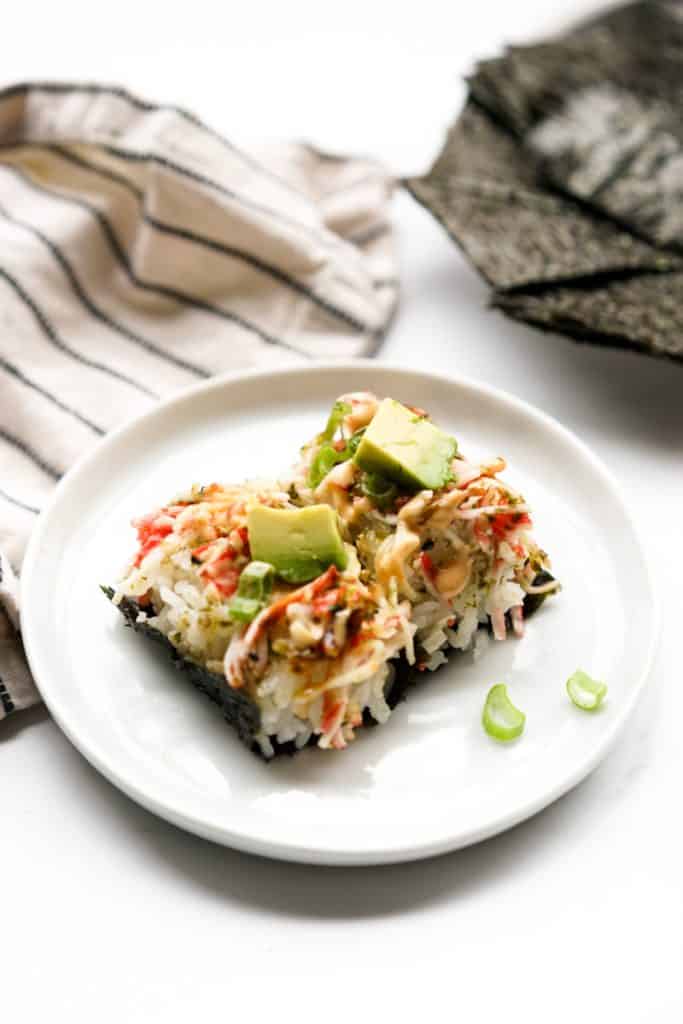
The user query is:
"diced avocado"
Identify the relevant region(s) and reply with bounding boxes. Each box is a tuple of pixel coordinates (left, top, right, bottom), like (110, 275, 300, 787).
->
(354, 398, 457, 491)
(247, 505, 348, 584)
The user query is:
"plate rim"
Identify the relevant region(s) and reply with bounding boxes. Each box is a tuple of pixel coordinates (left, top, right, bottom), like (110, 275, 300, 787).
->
(20, 360, 660, 865)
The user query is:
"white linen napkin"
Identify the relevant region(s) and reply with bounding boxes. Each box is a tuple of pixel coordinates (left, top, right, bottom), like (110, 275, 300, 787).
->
(0, 82, 398, 718)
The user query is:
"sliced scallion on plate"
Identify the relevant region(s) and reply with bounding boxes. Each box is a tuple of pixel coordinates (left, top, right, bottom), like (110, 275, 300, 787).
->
(482, 684, 525, 742)
(566, 670, 607, 711)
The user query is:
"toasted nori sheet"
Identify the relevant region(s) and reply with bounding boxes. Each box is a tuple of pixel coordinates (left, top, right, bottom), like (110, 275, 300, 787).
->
(404, 1, 683, 364)
(405, 103, 676, 293)
(519, 570, 557, 618)
(103, 573, 556, 758)
(469, 0, 683, 246)
(469, 1, 683, 249)
(102, 587, 268, 755)
(494, 269, 683, 360)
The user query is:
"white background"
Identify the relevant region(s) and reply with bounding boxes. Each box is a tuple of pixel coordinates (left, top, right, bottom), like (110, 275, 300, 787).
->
(2, 2, 682, 1021)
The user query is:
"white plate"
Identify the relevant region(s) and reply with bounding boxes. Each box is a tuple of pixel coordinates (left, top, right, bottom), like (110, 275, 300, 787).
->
(21, 362, 657, 865)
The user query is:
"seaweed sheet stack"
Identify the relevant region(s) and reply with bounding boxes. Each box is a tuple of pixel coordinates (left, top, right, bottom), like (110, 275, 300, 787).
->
(406, 1, 683, 363)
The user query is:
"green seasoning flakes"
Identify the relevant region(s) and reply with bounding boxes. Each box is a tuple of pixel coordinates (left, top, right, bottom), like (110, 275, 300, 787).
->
(566, 670, 607, 711)
(482, 684, 526, 742)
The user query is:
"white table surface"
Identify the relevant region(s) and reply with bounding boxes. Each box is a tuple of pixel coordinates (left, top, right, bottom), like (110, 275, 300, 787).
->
(3, 2, 682, 1021)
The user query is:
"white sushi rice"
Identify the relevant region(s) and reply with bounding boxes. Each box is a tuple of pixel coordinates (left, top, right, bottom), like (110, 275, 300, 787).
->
(115, 523, 411, 755)
(410, 569, 527, 668)
(253, 661, 393, 758)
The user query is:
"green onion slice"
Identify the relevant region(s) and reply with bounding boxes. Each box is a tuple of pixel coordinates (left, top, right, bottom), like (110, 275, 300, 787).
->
(482, 684, 526, 742)
(347, 428, 365, 456)
(237, 561, 274, 601)
(227, 595, 263, 623)
(322, 400, 352, 441)
(309, 416, 365, 489)
(308, 442, 349, 488)
(228, 561, 275, 622)
(566, 670, 607, 711)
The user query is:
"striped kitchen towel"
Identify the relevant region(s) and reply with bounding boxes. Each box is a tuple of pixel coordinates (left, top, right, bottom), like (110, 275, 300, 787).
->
(0, 82, 398, 719)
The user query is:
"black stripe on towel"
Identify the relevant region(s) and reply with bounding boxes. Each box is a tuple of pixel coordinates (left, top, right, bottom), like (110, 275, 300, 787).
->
(0, 261, 160, 402)
(97, 143, 312, 240)
(0, 81, 308, 201)
(0, 347, 104, 435)
(348, 223, 390, 247)
(43, 144, 371, 334)
(0, 487, 39, 514)
(0, 84, 337, 257)
(0, 174, 305, 357)
(0, 426, 61, 480)
(0, 204, 161, 399)
(48, 144, 146, 199)
(0, 676, 15, 716)
(0, 171, 210, 380)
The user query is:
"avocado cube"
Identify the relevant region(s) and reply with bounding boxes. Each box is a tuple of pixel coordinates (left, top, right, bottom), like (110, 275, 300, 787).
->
(247, 505, 348, 584)
(354, 398, 457, 490)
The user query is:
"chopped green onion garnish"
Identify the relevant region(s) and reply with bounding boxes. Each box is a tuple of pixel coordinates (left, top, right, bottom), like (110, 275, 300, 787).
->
(309, 415, 365, 489)
(347, 428, 365, 456)
(322, 400, 352, 441)
(566, 670, 607, 711)
(308, 441, 349, 488)
(482, 684, 526, 742)
(360, 471, 397, 510)
(237, 560, 274, 601)
(227, 595, 263, 623)
(228, 562, 275, 622)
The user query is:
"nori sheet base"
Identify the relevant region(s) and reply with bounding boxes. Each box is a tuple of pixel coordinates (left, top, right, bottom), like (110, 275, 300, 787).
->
(103, 574, 556, 759)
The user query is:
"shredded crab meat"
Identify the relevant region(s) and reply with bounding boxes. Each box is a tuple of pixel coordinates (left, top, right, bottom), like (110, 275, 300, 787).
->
(224, 631, 249, 688)
(510, 605, 525, 638)
(491, 607, 507, 641)
(453, 503, 531, 520)
(332, 607, 352, 650)
(245, 567, 338, 651)
(224, 561, 410, 725)
(313, 460, 358, 522)
(315, 459, 356, 495)
(375, 521, 422, 600)
(287, 603, 325, 649)
(453, 456, 507, 488)
(339, 392, 379, 433)
(433, 553, 472, 600)
(318, 690, 350, 749)
(426, 489, 466, 530)
(224, 566, 339, 687)
(417, 555, 445, 602)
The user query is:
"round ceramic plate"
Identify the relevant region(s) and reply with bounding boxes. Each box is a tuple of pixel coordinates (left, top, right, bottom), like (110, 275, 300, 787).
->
(21, 363, 656, 865)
